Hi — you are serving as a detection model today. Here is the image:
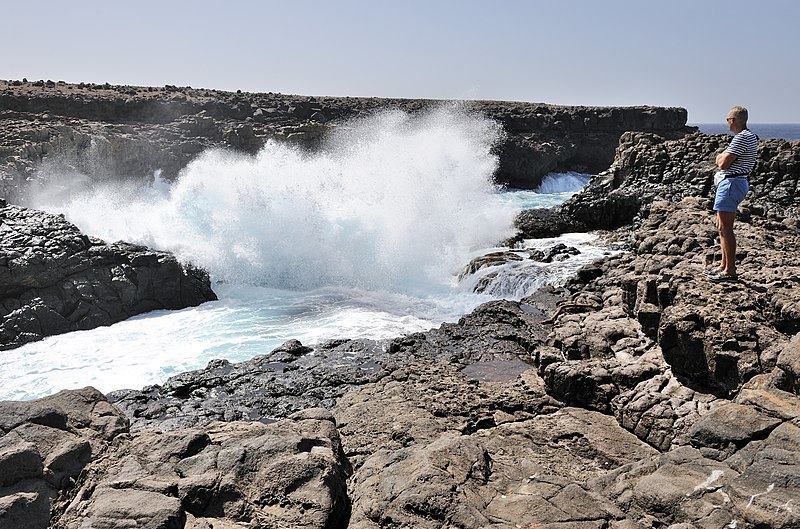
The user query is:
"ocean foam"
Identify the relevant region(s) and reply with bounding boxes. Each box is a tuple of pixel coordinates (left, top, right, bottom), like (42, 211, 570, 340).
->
(30, 106, 517, 294)
(8, 109, 605, 400)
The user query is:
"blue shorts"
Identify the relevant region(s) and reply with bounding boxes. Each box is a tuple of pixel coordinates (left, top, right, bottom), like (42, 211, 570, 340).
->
(714, 178, 749, 212)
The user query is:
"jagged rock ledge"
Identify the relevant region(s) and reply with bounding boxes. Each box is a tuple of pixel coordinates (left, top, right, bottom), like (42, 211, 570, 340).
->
(515, 130, 800, 238)
(4, 194, 797, 527)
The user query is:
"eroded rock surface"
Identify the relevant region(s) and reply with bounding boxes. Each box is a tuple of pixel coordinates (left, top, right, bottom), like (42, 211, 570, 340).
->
(516, 131, 800, 236)
(104, 194, 800, 528)
(0, 387, 128, 529)
(0, 389, 351, 529)
(55, 409, 351, 529)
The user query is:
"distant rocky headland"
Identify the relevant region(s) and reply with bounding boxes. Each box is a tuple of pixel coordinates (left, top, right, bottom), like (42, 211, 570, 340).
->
(1, 80, 799, 529)
(0, 79, 689, 198)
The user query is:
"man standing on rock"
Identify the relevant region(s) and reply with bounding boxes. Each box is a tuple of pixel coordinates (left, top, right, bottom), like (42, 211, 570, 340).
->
(710, 105, 758, 281)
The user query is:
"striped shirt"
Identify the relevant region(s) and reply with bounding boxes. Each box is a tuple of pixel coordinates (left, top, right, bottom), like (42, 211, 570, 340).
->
(722, 129, 758, 177)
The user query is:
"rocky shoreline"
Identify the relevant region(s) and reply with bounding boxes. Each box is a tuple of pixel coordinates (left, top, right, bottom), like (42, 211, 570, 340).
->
(1, 81, 799, 528)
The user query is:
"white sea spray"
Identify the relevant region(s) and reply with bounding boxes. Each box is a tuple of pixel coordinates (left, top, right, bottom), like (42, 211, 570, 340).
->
(31, 106, 517, 295)
(9, 109, 599, 400)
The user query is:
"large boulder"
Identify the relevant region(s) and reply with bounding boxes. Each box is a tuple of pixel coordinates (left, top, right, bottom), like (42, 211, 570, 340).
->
(0, 201, 216, 349)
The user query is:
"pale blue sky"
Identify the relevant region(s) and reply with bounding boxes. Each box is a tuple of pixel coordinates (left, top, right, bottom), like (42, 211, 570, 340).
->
(4, 0, 798, 122)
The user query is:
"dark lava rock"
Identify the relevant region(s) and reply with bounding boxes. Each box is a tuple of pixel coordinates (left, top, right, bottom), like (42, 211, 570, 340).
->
(0, 202, 216, 349)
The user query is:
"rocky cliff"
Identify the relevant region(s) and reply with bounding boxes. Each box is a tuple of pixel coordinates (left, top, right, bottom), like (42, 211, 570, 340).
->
(0, 79, 689, 198)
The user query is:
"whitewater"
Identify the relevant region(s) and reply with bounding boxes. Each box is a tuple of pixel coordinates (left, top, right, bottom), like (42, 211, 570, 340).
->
(5, 107, 607, 401)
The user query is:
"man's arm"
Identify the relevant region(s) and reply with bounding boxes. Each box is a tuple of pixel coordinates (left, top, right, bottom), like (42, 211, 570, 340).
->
(717, 151, 737, 169)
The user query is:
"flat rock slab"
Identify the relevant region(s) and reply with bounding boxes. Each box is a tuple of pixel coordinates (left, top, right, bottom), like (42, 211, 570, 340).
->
(593, 420, 800, 529)
(334, 354, 658, 528)
(460, 359, 533, 382)
(346, 407, 658, 528)
(688, 402, 782, 455)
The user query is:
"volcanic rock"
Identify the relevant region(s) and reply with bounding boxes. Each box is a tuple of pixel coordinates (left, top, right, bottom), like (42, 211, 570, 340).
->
(0, 202, 216, 348)
(560, 131, 800, 230)
(0, 387, 351, 529)
(1, 81, 799, 529)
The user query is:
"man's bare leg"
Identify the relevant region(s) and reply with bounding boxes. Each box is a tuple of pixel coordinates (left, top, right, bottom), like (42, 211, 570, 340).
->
(717, 211, 737, 275)
(716, 213, 727, 272)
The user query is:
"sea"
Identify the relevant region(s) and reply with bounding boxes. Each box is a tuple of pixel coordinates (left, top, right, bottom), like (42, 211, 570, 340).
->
(4, 107, 605, 401)
(691, 123, 800, 140)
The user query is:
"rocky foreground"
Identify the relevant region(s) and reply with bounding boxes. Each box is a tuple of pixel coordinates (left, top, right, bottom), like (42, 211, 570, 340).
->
(0, 83, 799, 528)
(4, 194, 799, 529)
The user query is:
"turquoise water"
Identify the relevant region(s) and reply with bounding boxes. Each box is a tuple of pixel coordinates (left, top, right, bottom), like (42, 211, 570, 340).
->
(497, 172, 590, 209)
